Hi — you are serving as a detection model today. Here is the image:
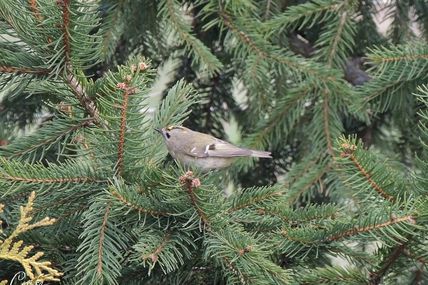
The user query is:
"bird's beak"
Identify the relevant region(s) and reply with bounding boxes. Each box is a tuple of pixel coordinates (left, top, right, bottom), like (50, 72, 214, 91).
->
(154, 128, 162, 134)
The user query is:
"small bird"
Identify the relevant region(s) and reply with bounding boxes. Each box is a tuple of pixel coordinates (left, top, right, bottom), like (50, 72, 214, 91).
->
(155, 126, 271, 171)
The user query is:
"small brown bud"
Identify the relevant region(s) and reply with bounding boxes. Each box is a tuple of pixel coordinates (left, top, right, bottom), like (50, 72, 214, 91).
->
(125, 75, 132, 82)
(139, 62, 148, 71)
(191, 178, 201, 188)
(150, 254, 158, 263)
(116, 82, 127, 90)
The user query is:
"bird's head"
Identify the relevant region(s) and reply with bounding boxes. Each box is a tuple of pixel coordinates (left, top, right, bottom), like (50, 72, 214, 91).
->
(155, 126, 190, 148)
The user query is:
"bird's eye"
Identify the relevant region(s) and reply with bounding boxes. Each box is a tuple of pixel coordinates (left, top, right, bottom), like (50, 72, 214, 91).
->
(166, 132, 171, 139)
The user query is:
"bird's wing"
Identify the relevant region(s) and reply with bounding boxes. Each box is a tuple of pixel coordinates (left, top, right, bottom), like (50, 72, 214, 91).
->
(208, 142, 253, 157)
(182, 139, 252, 158)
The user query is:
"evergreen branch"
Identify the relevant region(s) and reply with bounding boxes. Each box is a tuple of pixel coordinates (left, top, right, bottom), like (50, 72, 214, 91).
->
(365, 43, 428, 72)
(219, 9, 342, 85)
(228, 186, 284, 213)
(285, 163, 330, 204)
(279, 228, 314, 245)
(223, 255, 250, 285)
(277, 209, 420, 255)
(91, 57, 154, 177)
(265, 0, 340, 33)
(326, 11, 349, 67)
(325, 215, 415, 242)
(0, 160, 96, 184)
(309, 93, 346, 155)
(323, 93, 334, 156)
(369, 243, 406, 285)
(58, 0, 71, 64)
(361, 77, 418, 107)
(116, 83, 135, 175)
(221, 12, 267, 60)
(154, 79, 197, 128)
(245, 55, 265, 90)
(206, 228, 291, 284)
(40, 197, 89, 223)
(180, 171, 209, 226)
(314, 1, 357, 69)
(372, 53, 428, 63)
(244, 84, 310, 150)
(386, 1, 413, 43)
(229, 191, 283, 212)
(0, 204, 3, 230)
(76, 197, 129, 285)
(28, 0, 42, 21)
(132, 228, 195, 274)
(0, 158, 101, 196)
(237, 244, 254, 257)
(287, 153, 322, 186)
(348, 153, 391, 200)
(0, 66, 50, 75)
(339, 142, 395, 202)
(110, 188, 170, 217)
(0, 192, 62, 282)
(142, 231, 171, 263)
(227, 206, 288, 229)
(263, 0, 272, 20)
(358, 43, 428, 110)
(1, 118, 92, 159)
(161, 0, 223, 75)
(253, 208, 290, 223)
(96, 204, 111, 276)
(298, 265, 367, 285)
(413, 267, 425, 285)
(284, 153, 330, 204)
(1, 174, 93, 184)
(0, 1, 41, 52)
(268, 204, 338, 224)
(100, 3, 125, 60)
(66, 71, 100, 124)
(27, 0, 52, 44)
(2, 1, 426, 283)
(73, 134, 100, 169)
(403, 247, 428, 265)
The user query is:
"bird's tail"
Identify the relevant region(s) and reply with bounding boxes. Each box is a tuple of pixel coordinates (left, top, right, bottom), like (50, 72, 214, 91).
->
(250, 150, 272, 158)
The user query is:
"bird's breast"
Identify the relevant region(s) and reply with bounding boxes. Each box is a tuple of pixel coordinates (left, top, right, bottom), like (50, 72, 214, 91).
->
(177, 153, 234, 171)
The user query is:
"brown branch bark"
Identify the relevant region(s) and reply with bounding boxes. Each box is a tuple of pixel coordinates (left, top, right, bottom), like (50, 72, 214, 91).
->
(117, 85, 130, 176)
(28, 0, 42, 21)
(369, 243, 406, 285)
(339, 143, 395, 202)
(66, 71, 100, 124)
(0, 66, 50, 75)
(58, 0, 71, 63)
(143, 232, 172, 263)
(326, 215, 415, 242)
(180, 171, 209, 226)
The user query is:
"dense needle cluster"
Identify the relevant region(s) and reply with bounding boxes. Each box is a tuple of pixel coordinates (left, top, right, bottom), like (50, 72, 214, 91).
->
(1, 1, 428, 284)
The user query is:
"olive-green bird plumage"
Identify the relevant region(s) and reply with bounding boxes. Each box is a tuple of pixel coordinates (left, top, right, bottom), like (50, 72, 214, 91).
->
(156, 126, 271, 171)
